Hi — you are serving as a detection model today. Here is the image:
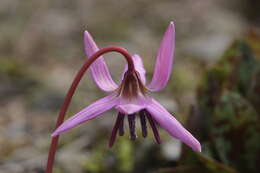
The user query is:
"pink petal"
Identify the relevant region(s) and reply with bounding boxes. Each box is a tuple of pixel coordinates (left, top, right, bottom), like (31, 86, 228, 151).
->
(84, 31, 118, 92)
(146, 98, 201, 152)
(52, 94, 119, 137)
(121, 54, 146, 84)
(148, 22, 175, 91)
(115, 96, 148, 114)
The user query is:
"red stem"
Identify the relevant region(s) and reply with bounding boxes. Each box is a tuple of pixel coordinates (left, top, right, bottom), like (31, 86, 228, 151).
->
(45, 46, 134, 173)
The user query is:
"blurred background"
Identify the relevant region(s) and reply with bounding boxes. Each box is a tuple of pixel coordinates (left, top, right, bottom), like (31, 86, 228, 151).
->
(0, 0, 260, 173)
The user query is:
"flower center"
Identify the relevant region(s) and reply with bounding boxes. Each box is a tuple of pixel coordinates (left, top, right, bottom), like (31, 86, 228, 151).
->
(117, 70, 147, 99)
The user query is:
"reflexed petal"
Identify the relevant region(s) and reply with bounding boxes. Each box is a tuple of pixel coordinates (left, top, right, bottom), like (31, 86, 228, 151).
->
(121, 54, 146, 84)
(131, 54, 146, 83)
(148, 22, 175, 91)
(84, 31, 118, 92)
(146, 98, 201, 152)
(52, 94, 119, 137)
(115, 96, 148, 114)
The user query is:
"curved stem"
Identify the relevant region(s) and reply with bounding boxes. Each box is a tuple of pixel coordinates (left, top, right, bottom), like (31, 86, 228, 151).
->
(45, 46, 134, 173)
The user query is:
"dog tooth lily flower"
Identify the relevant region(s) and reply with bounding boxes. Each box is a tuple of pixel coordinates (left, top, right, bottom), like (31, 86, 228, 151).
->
(51, 22, 201, 152)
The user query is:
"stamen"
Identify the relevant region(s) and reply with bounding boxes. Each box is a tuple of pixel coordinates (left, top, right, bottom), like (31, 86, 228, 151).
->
(109, 112, 125, 147)
(145, 110, 161, 144)
(139, 110, 147, 137)
(118, 113, 125, 136)
(128, 113, 137, 140)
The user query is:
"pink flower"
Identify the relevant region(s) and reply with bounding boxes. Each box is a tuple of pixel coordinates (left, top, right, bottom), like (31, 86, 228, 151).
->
(52, 22, 201, 152)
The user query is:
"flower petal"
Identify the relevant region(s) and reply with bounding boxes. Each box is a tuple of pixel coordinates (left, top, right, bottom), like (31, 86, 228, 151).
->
(52, 94, 119, 137)
(146, 98, 201, 152)
(84, 31, 118, 92)
(115, 96, 148, 114)
(121, 54, 146, 84)
(148, 22, 175, 91)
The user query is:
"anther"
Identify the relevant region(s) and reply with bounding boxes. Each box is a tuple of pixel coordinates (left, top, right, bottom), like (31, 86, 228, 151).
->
(128, 113, 137, 140)
(118, 113, 125, 136)
(139, 110, 147, 137)
(145, 110, 161, 144)
(109, 112, 125, 147)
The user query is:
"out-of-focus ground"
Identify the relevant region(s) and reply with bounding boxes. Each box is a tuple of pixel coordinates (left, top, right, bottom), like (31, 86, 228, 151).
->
(0, 0, 259, 173)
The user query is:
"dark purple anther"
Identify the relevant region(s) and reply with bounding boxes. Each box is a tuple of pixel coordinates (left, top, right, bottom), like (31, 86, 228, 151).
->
(128, 113, 137, 140)
(145, 110, 161, 144)
(118, 113, 125, 136)
(139, 110, 147, 137)
(109, 112, 125, 147)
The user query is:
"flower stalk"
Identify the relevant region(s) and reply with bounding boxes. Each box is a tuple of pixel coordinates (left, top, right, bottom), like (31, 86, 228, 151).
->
(45, 46, 135, 173)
